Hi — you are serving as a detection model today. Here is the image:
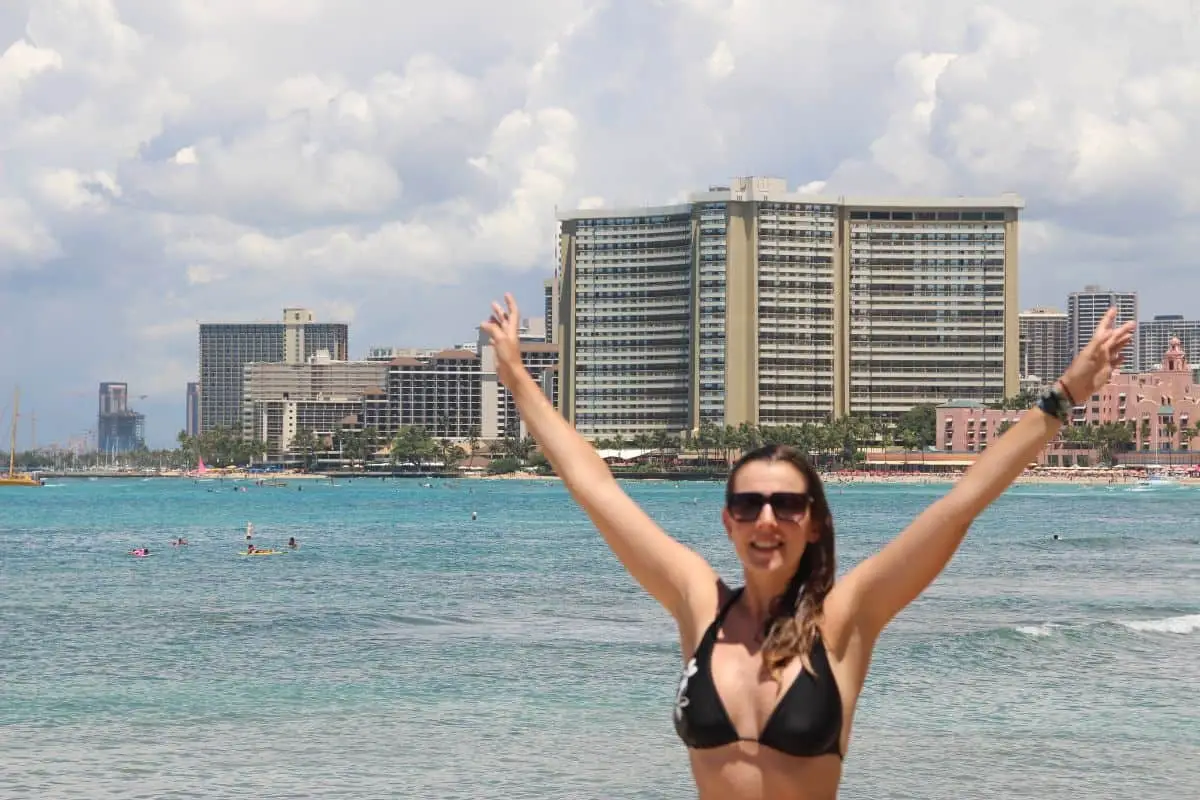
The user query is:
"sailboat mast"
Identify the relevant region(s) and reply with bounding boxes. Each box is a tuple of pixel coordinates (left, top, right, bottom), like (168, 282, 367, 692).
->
(9, 387, 18, 478)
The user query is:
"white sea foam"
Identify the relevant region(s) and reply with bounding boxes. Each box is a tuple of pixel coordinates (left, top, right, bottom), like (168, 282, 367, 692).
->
(1013, 615, 1200, 637)
(1120, 614, 1200, 635)
(1014, 623, 1059, 637)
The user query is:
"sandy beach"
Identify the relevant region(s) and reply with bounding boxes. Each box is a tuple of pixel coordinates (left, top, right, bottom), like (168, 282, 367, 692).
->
(48, 466, 1197, 488)
(467, 468, 1198, 487)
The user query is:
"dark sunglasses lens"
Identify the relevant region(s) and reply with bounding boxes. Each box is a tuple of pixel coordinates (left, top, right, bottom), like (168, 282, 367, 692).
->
(770, 493, 811, 519)
(728, 494, 765, 521)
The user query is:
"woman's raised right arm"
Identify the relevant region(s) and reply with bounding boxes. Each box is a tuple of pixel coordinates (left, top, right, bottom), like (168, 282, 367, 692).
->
(485, 296, 716, 620)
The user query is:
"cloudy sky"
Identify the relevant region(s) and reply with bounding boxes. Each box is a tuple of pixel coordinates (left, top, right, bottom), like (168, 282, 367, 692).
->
(1, 0, 1198, 448)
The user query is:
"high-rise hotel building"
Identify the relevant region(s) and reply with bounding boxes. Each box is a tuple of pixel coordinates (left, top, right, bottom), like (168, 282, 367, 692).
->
(1138, 315, 1200, 373)
(1067, 286, 1137, 371)
(555, 177, 1022, 437)
(199, 308, 349, 433)
(1018, 307, 1071, 384)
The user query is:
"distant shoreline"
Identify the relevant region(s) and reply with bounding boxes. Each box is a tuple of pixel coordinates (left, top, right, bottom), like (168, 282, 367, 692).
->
(39, 471, 333, 480)
(36, 469, 1196, 488)
(474, 472, 1193, 487)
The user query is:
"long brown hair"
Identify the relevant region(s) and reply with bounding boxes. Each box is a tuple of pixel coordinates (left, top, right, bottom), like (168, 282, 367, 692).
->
(725, 444, 836, 682)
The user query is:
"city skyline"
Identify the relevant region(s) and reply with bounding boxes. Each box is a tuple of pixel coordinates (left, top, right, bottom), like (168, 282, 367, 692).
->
(11, 272, 1190, 455)
(2, 3, 1198, 449)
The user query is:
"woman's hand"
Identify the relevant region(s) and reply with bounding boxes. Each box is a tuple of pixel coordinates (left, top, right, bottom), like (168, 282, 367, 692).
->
(1059, 306, 1137, 402)
(480, 292, 528, 389)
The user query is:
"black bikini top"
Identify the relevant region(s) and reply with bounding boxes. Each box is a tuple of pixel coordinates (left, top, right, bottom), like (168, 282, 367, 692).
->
(672, 587, 844, 759)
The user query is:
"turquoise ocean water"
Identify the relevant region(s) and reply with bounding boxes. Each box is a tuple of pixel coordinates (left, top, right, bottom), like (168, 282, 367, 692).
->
(2, 476, 1198, 799)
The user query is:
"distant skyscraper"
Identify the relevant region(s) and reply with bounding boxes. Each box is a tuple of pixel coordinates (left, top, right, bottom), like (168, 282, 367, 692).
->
(198, 308, 349, 434)
(98, 382, 145, 454)
(521, 317, 546, 343)
(186, 382, 200, 437)
(99, 382, 127, 416)
(1067, 286, 1137, 371)
(543, 277, 557, 343)
(1018, 307, 1070, 384)
(1137, 314, 1200, 372)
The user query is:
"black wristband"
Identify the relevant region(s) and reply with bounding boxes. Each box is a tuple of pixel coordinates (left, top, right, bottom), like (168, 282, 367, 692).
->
(1038, 385, 1071, 423)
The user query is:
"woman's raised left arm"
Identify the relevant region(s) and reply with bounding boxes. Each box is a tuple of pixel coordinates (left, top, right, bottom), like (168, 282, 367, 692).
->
(837, 307, 1136, 640)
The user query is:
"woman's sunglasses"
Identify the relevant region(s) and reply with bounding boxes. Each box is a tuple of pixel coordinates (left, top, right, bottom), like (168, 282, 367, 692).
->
(726, 492, 813, 522)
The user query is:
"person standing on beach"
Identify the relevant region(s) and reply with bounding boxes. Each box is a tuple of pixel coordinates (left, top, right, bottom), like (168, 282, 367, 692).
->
(481, 294, 1134, 800)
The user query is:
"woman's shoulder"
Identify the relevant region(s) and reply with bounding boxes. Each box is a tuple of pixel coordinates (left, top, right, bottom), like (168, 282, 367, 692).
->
(676, 577, 730, 655)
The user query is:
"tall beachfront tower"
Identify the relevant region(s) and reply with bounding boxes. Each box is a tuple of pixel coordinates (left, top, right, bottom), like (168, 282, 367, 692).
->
(555, 177, 1023, 437)
(1019, 307, 1071, 385)
(1067, 286, 1137, 372)
(198, 308, 349, 434)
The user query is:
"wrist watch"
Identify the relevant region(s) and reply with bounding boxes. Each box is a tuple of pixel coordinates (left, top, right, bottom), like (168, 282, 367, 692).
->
(1037, 384, 1072, 423)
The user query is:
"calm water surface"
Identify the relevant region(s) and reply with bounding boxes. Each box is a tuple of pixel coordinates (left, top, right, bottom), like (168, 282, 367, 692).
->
(1, 477, 1198, 799)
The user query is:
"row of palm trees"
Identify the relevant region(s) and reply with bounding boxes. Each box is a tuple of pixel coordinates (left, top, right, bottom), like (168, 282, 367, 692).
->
(1054, 417, 1200, 465)
(68, 414, 1199, 475)
(10, 407, 942, 473)
(263, 418, 922, 474)
(285, 425, 538, 472)
(167, 415, 933, 474)
(593, 413, 937, 466)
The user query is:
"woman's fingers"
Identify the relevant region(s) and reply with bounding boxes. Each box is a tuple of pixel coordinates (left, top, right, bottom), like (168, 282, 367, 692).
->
(484, 294, 524, 340)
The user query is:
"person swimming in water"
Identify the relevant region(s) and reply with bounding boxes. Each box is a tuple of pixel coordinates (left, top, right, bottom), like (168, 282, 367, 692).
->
(287, 537, 298, 549)
(481, 295, 1134, 800)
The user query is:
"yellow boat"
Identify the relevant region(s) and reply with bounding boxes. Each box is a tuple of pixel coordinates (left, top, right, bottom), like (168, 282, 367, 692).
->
(0, 474, 42, 487)
(239, 549, 284, 556)
(1, 387, 42, 488)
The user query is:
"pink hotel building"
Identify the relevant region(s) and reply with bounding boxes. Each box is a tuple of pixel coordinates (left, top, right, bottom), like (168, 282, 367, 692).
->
(937, 338, 1200, 464)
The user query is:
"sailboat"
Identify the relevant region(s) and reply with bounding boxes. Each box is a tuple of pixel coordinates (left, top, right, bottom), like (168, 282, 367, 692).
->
(1, 387, 43, 487)
(187, 455, 214, 480)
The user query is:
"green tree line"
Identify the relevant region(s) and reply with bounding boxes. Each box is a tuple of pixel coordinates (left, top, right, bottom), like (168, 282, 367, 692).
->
(21, 399, 1197, 474)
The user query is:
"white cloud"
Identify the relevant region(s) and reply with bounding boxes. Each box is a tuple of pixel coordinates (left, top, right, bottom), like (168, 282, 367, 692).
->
(1, 0, 1199, 446)
(0, 39, 62, 103)
(706, 41, 735, 80)
(185, 264, 222, 285)
(131, 127, 405, 219)
(0, 197, 60, 262)
(33, 168, 120, 211)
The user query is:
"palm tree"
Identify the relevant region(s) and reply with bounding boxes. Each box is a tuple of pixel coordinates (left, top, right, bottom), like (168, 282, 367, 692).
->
(290, 428, 319, 470)
(466, 426, 481, 463)
(1181, 425, 1198, 451)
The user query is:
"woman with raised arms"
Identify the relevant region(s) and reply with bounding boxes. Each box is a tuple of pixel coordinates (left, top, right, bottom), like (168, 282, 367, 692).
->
(481, 294, 1134, 800)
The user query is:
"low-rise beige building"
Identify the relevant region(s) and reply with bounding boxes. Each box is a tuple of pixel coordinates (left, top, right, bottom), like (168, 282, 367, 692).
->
(243, 352, 388, 457)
